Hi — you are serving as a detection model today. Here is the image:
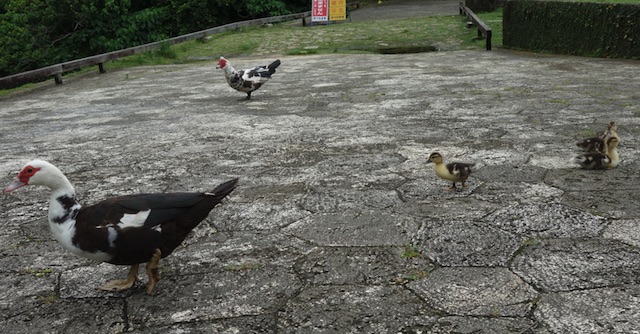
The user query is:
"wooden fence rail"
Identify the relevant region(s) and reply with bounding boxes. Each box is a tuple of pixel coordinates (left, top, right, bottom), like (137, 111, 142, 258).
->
(459, 2, 492, 51)
(0, 11, 311, 90)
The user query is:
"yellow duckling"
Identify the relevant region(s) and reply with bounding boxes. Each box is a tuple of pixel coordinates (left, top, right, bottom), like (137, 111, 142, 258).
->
(575, 136, 619, 169)
(576, 121, 619, 153)
(427, 152, 475, 191)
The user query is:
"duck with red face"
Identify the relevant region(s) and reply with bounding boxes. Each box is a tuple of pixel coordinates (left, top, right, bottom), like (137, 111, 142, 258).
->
(4, 160, 238, 295)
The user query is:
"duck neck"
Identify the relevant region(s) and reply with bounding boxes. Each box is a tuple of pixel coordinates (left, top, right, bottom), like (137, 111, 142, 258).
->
(223, 64, 237, 77)
(607, 147, 619, 165)
(47, 174, 81, 226)
(433, 162, 449, 177)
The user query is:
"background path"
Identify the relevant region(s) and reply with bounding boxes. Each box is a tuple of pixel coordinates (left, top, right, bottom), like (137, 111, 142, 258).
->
(350, 0, 459, 21)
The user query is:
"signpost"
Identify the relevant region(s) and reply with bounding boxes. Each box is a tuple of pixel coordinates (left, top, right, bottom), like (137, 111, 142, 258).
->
(311, 0, 346, 23)
(329, 0, 347, 21)
(311, 0, 328, 23)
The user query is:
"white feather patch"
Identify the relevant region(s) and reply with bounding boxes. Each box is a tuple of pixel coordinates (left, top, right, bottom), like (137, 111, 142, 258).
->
(107, 226, 118, 248)
(243, 75, 265, 83)
(242, 70, 268, 83)
(49, 219, 112, 262)
(119, 210, 151, 229)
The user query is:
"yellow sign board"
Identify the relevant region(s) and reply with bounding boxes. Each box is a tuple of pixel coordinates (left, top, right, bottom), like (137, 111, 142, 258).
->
(329, 0, 346, 21)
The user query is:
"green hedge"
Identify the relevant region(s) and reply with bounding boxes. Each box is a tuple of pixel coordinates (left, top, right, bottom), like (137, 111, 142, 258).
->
(503, 0, 640, 59)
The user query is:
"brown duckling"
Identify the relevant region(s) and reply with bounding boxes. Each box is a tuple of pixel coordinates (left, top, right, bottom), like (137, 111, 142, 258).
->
(427, 152, 475, 191)
(576, 121, 618, 153)
(575, 136, 619, 169)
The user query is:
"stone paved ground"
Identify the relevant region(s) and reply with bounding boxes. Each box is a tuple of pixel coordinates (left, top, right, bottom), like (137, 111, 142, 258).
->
(2, 2, 640, 334)
(1, 49, 639, 334)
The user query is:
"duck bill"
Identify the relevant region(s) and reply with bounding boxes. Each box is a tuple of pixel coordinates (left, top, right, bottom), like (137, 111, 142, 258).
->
(3, 180, 26, 193)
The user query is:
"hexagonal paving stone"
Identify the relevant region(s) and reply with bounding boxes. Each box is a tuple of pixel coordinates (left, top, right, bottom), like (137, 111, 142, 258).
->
(426, 316, 538, 334)
(278, 285, 438, 333)
(602, 219, 640, 247)
(413, 220, 522, 267)
(511, 238, 640, 292)
(484, 202, 607, 238)
(535, 285, 640, 333)
(409, 267, 537, 317)
(283, 211, 418, 247)
(2, 298, 125, 333)
(127, 267, 300, 329)
(295, 246, 434, 285)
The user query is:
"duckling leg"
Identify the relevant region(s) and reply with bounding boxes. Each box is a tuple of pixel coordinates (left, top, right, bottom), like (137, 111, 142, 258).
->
(97, 264, 138, 292)
(145, 248, 162, 295)
(446, 182, 457, 191)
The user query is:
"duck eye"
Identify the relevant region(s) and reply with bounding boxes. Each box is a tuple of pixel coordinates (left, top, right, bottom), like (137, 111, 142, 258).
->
(26, 168, 33, 173)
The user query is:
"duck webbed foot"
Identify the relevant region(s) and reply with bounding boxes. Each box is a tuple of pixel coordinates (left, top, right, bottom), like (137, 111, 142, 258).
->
(97, 264, 139, 292)
(145, 248, 162, 295)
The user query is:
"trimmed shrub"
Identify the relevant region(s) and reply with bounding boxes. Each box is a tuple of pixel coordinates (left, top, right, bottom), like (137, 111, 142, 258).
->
(503, 0, 640, 59)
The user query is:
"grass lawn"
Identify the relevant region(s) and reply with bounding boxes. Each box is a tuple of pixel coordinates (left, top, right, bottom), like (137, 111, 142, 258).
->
(109, 12, 502, 69)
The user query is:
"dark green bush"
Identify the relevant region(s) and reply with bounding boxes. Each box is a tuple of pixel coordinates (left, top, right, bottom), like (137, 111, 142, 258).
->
(503, 0, 640, 59)
(0, 0, 297, 77)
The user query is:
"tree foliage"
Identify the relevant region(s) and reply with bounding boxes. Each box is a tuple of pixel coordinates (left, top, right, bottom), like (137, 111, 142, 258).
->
(0, 0, 304, 76)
